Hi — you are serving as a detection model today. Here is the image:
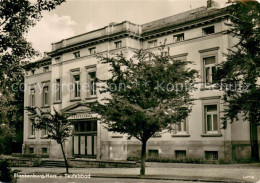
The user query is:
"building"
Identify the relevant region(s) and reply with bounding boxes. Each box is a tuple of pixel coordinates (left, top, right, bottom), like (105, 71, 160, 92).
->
(23, 3, 260, 162)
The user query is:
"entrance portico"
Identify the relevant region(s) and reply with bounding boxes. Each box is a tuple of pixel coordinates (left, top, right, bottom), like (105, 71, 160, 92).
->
(61, 102, 100, 159)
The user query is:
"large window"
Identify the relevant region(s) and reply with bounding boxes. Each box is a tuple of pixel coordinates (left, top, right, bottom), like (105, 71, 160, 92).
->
(29, 87, 35, 106)
(42, 85, 49, 106)
(86, 66, 97, 98)
(73, 75, 80, 98)
(203, 56, 217, 85)
(29, 119, 35, 137)
(55, 79, 61, 102)
(89, 72, 96, 96)
(204, 104, 218, 133)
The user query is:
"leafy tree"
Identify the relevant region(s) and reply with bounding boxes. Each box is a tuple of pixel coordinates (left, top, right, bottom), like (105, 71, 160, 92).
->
(216, 0, 260, 161)
(26, 107, 73, 174)
(0, 0, 66, 154)
(92, 48, 198, 175)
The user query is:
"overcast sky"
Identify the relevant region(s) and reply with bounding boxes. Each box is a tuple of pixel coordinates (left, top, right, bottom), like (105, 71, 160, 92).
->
(27, 0, 228, 58)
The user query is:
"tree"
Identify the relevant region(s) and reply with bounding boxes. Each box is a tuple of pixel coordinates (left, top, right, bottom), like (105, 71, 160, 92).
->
(0, 0, 66, 154)
(0, 158, 17, 183)
(26, 107, 73, 174)
(92, 48, 198, 175)
(216, 0, 260, 161)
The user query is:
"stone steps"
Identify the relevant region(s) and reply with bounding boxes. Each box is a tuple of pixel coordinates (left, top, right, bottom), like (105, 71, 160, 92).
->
(41, 160, 66, 167)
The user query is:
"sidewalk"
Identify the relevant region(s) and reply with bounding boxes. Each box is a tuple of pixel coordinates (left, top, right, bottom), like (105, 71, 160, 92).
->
(12, 162, 260, 183)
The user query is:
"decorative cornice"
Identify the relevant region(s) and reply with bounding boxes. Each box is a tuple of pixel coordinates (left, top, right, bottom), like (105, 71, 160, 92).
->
(199, 46, 219, 53)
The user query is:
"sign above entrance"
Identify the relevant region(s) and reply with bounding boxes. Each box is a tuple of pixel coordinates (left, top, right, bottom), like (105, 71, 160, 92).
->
(68, 113, 93, 119)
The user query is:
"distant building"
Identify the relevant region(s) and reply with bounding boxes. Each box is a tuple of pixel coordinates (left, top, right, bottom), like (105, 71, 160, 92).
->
(23, 4, 259, 161)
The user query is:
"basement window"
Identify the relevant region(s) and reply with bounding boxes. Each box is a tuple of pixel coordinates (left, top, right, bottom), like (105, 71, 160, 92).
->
(29, 147, 34, 154)
(148, 150, 159, 157)
(175, 150, 186, 159)
(205, 151, 218, 160)
(42, 148, 48, 154)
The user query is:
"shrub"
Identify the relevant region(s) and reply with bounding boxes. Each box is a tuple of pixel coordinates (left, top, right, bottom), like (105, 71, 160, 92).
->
(0, 158, 17, 183)
(12, 153, 49, 158)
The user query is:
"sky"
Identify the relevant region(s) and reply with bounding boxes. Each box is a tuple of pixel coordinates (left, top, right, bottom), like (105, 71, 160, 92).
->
(27, 0, 229, 58)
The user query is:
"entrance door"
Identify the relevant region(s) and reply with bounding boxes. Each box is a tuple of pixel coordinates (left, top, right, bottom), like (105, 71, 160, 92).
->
(73, 120, 97, 158)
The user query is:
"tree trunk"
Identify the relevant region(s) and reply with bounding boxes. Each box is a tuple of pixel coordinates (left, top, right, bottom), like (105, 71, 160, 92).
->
(250, 116, 259, 161)
(140, 140, 147, 176)
(60, 142, 69, 174)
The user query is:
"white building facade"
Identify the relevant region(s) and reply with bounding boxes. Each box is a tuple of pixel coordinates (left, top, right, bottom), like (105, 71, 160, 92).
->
(23, 6, 260, 162)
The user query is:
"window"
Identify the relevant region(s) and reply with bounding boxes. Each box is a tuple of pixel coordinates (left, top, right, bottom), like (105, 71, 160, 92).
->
(29, 119, 35, 137)
(41, 123, 47, 137)
(73, 75, 80, 98)
(73, 51, 80, 58)
(173, 33, 184, 42)
(29, 147, 34, 154)
(74, 121, 97, 133)
(203, 56, 217, 85)
(43, 66, 49, 73)
(205, 151, 218, 160)
(42, 85, 49, 106)
(29, 88, 35, 106)
(204, 105, 218, 133)
(148, 150, 159, 157)
(89, 47, 96, 55)
(202, 26, 215, 36)
(114, 41, 122, 49)
(148, 40, 157, 48)
(89, 72, 96, 96)
(55, 79, 61, 101)
(42, 148, 47, 154)
(55, 57, 60, 62)
(173, 119, 187, 134)
(175, 150, 186, 159)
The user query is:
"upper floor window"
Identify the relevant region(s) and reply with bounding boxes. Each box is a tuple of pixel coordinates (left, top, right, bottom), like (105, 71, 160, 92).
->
(73, 75, 80, 98)
(148, 40, 157, 48)
(29, 88, 35, 106)
(204, 104, 218, 133)
(203, 56, 217, 85)
(43, 66, 49, 73)
(55, 79, 61, 101)
(173, 33, 184, 43)
(114, 41, 122, 49)
(202, 26, 215, 36)
(89, 47, 96, 55)
(55, 57, 61, 62)
(42, 85, 49, 106)
(73, 51, 80, 58)
(89, 72, 96, 96)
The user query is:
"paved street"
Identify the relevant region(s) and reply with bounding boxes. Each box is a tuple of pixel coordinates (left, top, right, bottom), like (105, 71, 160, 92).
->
(12, 162, 260, 183)
(17, 177, 204, 183)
